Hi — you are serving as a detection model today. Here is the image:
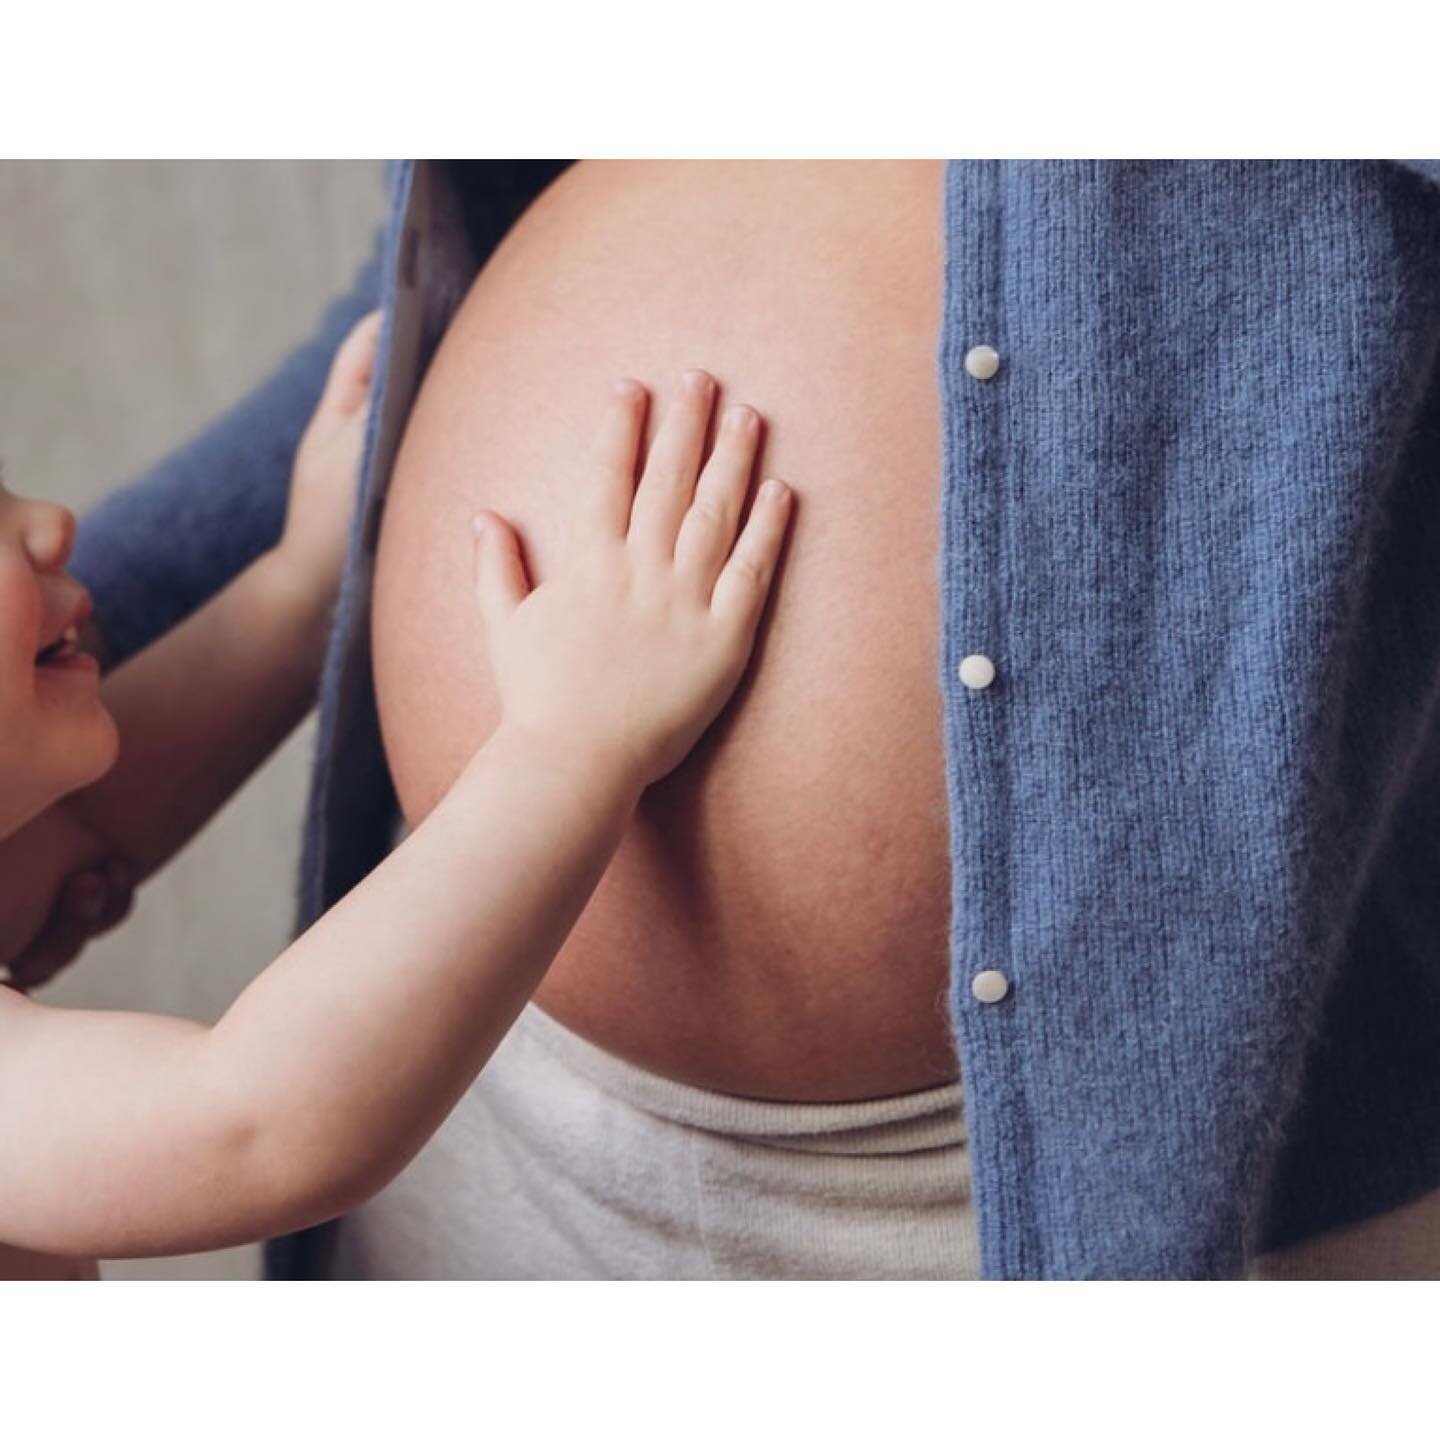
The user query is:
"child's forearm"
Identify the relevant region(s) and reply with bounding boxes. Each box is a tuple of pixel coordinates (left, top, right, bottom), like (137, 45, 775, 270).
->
(58, 552, 331, 881)
(0, 727, 640, 1259)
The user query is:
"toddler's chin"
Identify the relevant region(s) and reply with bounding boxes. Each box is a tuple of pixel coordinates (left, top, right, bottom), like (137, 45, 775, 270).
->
(79, 705, 121, 787)
(53, 702, 121, 800)
(0, 703, 119, 840)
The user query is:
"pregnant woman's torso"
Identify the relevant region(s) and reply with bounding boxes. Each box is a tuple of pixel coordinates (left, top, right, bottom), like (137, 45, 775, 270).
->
(373, 161, 952, 1101)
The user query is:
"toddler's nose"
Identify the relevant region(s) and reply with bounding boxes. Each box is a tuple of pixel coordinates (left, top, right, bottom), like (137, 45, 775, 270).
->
(23, 500, 76, 573)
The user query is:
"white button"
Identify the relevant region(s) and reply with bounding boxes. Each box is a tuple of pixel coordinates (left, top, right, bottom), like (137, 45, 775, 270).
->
(958, 653, 996, 690)
(964, 344, 1000, 380)
(971, 969, 1009, 1004)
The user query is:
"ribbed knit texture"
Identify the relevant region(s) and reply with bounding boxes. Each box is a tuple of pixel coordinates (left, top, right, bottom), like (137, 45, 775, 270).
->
(72, 160, 1440, 1279)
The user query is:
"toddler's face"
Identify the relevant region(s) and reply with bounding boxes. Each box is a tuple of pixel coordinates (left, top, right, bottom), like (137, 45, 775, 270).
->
(0, 481, 118, 838)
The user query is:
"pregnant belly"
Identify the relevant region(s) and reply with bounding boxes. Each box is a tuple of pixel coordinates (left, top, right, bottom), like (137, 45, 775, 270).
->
(372, 160, 954, 1100)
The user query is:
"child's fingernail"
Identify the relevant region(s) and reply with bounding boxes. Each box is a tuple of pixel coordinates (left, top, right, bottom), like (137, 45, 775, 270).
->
(683, 369, 713, 395)
(613, 379, 640, 399)
(761, 479, 790, 503)
(471, 514, 488, 537)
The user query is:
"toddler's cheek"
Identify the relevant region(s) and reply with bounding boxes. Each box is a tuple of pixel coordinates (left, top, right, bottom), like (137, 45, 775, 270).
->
(0, 705, 40, 804)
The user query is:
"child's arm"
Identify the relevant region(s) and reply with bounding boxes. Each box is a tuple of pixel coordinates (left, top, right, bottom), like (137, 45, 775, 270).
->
(0, 313, 380, 983)
(0, 372, 792, 1260)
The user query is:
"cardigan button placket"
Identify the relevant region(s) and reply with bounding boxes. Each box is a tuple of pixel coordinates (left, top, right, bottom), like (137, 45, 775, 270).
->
(963, 330, 1006, 1017)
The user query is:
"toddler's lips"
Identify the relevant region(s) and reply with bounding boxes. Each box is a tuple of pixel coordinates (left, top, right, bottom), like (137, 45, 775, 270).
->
(36, 625, 81, 667)
(34, 587, 94, 668)
(36, 647, 99, 679)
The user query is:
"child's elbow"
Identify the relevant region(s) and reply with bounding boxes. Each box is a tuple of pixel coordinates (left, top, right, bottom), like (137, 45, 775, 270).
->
(238, 1113, 399, 1240)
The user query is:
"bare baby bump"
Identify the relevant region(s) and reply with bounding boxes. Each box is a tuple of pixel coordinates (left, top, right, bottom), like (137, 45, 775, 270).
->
(372, 161, 955, 1100)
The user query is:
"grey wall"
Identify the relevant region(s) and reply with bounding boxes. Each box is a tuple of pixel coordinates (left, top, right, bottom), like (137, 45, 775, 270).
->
(0, 160, 387, 1278)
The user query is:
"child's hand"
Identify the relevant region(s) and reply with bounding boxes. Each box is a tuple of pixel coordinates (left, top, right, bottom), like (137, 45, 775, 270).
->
(274, 310, 382, 608)
(0, 820, 132, 993)
(474, 369, 792, 793)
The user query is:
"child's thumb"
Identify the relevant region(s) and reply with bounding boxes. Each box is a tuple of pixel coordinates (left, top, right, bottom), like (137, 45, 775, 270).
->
(472, 511, 531, 626)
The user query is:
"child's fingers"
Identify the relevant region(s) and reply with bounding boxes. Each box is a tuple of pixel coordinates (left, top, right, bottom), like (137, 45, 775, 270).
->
(322, 310, 383, 417)
(673, 403, 762, 595)
(710, 480, 793, 631)
(581, 379, 647, 542)
(626, 369, 716, 559)
(472, 510, 531, 628)
(100, 858, 136, 931)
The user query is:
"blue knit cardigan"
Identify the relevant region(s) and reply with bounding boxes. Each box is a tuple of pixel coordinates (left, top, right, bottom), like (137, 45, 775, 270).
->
(72, 160, 1440, 1279)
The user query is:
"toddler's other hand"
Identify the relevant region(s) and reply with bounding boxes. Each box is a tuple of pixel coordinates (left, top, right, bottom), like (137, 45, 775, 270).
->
(276, 310, 382, 607)
(0, 853, 134, 994)
(473, 369, 792, 794)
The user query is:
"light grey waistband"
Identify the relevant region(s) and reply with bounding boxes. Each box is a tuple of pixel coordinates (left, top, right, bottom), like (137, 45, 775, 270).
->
(515, 1001, 967, 1157)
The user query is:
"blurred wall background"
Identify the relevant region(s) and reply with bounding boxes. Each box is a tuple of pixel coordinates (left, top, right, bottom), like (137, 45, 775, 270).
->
(0, 160, 387, 1278)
